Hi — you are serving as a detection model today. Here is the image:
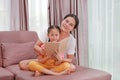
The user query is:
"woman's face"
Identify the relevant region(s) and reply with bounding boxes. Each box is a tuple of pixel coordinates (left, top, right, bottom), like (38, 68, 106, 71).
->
(61, 17, 76, 33)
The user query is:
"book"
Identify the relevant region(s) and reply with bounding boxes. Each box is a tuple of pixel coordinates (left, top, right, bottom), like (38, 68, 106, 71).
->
(43, 38, 69, 56)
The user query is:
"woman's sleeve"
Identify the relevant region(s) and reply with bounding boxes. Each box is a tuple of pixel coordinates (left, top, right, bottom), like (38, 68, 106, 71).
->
(66, 35, 76, 55)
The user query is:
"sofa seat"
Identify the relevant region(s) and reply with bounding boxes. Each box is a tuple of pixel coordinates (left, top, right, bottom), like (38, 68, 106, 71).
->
(0, 67, 14, 80)
(0, 31, 111, 80)
(6, 64, 111, 80)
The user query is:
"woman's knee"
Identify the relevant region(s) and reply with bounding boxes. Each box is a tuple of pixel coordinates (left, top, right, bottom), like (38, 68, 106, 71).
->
(69, 64, 76, 72)
(62, 63, 76, 73)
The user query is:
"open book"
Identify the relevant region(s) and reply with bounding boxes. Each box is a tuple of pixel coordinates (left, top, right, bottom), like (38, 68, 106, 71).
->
(43, 38, 69, 55)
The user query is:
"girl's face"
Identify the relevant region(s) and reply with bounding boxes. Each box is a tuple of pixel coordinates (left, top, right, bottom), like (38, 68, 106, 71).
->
(48, 28, 60, 42)
(61, 17, 76, 33)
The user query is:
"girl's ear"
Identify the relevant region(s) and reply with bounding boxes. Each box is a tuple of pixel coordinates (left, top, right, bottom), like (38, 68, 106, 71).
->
(47, 34, 50, 42)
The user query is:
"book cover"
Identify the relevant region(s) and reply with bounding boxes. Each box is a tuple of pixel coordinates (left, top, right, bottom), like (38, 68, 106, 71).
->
(43, 38, 69, 55)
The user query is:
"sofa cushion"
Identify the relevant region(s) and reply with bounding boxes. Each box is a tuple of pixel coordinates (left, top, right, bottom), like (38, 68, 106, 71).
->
(0, 31, 39, 67)
(0, 67, 14, 80)
(1, 42, 37, 67)
(0, 46, 2, 67)
(7, 65, 111, 80)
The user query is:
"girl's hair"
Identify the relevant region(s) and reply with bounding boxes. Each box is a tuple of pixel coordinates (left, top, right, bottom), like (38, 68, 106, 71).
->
(64, 14, 79, 29)
(47, 25, 61, 34)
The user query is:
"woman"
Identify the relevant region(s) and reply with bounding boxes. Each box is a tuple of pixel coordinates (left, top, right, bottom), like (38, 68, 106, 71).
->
(19, 14, 79, 76)
(35, 14, 79, 64)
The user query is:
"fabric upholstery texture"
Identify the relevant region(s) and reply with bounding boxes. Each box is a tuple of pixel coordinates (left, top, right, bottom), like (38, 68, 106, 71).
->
(7, 65, 111, 80)
(0, 31, 38, 67)
(1, 42, 36, 67)
(0, 67, 14, 80)
(0, 46, 2, 67)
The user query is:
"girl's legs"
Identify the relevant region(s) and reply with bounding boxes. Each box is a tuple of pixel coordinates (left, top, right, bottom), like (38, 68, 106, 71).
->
(19, 59, 37, 70)
(51, 62, 71, 72)
(28, 61, 68, 76)
(34, 71, 43, 77)
(51, 62, 76, 74)
(19, 60, 76, 76)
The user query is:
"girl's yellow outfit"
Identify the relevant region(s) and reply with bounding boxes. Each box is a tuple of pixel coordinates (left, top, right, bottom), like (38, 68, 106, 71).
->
(28, 43, 70, 73)
(28, 55, 70, 73)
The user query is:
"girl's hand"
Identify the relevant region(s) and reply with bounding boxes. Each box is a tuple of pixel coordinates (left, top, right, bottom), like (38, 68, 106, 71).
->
(55, 60, 62, 65)
(61, 58, 72, 63)
(53, 53, 62, 61)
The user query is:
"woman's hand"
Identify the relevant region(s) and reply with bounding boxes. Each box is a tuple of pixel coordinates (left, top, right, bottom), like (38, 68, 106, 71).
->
(61, 58, 72, 63)
(61, 54, 74, 63)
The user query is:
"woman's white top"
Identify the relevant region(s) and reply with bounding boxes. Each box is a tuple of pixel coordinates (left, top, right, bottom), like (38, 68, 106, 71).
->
(66, 34, 76, 55)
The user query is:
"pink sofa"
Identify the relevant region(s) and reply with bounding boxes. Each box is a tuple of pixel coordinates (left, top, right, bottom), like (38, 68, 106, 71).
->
(0, 31, 111, 80)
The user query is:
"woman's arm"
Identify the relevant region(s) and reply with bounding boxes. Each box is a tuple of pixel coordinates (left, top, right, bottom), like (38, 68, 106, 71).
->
(62, 54, 74, 63)
(62, 35, 76, 63)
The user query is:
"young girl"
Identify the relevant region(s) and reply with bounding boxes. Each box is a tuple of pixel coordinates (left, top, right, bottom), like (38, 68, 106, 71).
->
(19, 25, 71, 76)
(34, 25, 67, 76)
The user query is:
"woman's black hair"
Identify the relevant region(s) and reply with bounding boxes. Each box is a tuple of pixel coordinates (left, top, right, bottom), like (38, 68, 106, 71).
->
(64, 14, 79, 29)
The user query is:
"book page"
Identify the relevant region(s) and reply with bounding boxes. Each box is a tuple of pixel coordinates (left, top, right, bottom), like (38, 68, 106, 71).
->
(43, 38, 69, 55)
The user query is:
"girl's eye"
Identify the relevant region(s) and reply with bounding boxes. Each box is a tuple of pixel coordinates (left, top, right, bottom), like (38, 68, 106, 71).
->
(51, 34, 54, 36)
(55, 34, 58, 36)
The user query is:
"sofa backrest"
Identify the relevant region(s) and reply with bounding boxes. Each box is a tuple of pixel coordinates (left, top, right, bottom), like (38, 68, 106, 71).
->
(0, 31, 39, 67)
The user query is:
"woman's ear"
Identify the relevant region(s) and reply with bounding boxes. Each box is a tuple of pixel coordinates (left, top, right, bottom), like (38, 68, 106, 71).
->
(47, 33, 49, 37)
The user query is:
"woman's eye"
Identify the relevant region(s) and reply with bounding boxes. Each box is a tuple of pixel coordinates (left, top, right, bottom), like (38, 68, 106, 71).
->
(65, 20, 69, 23)
(70, 23, 73, 27)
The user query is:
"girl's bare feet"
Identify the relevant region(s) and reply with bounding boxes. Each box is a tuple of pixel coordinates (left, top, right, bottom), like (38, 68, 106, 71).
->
(64, 68, 71, 75)
(58, 68, 71, 75)
(34, 71, 42, 77)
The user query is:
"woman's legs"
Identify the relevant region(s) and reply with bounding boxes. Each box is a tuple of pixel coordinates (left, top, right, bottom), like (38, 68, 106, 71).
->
(69, 63, 76, 73)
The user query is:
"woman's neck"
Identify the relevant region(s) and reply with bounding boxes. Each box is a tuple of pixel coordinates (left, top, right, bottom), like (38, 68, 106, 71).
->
(60, 30, 70, 40)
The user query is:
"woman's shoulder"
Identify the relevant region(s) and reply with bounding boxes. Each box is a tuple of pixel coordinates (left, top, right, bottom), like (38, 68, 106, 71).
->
(69, 34, 76, 42)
